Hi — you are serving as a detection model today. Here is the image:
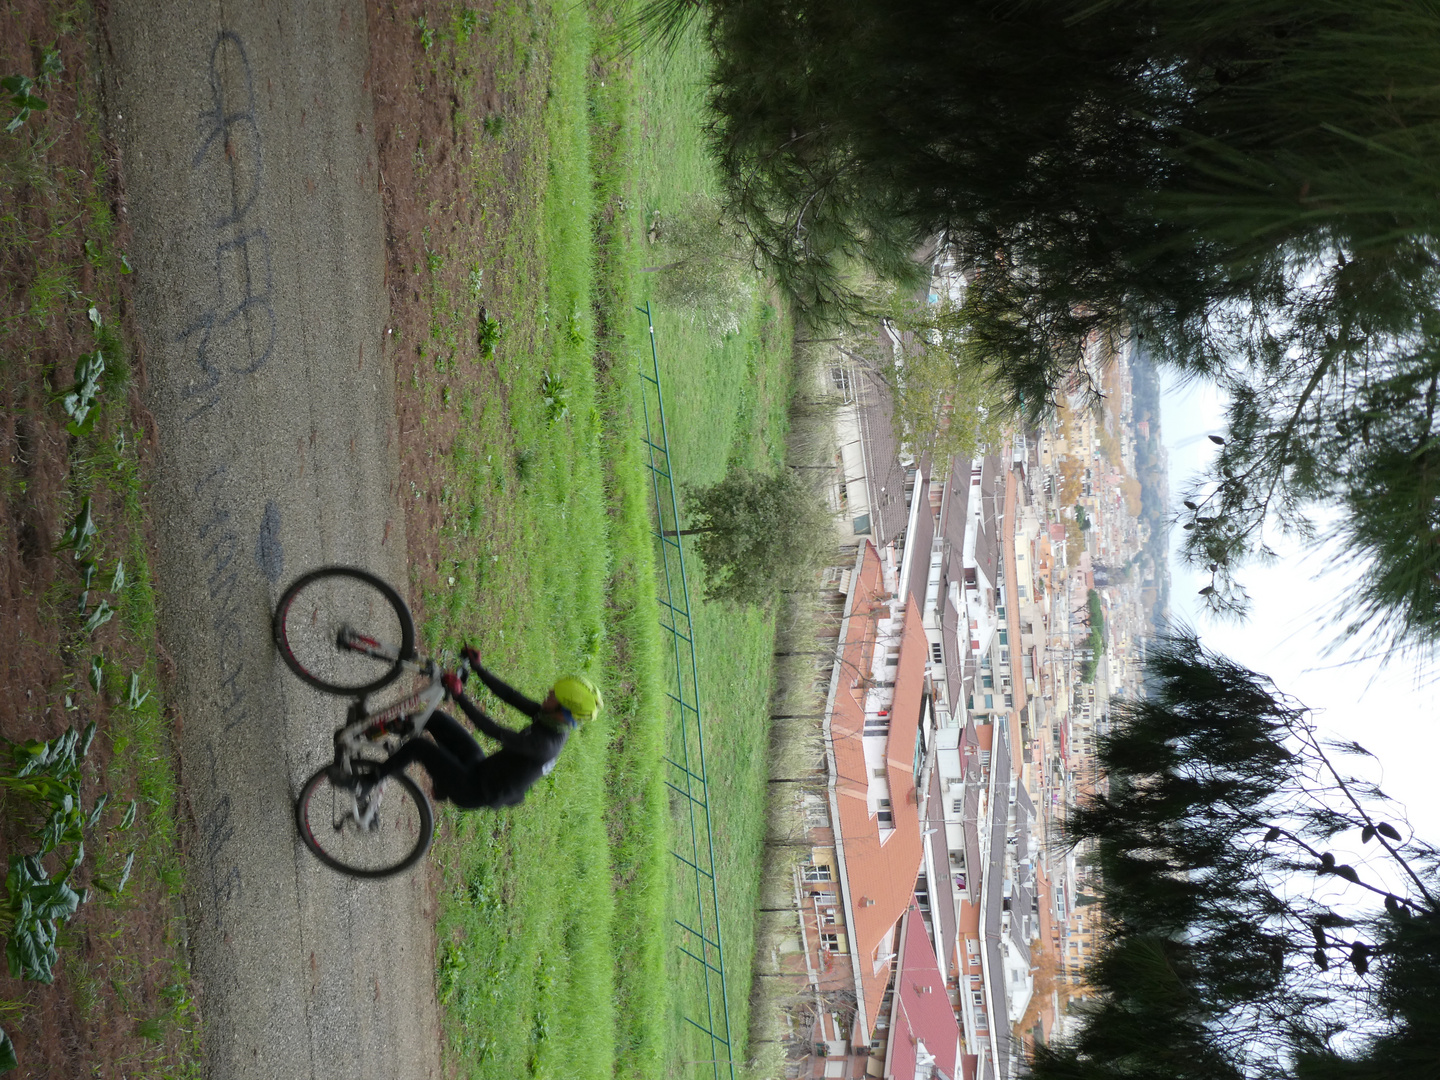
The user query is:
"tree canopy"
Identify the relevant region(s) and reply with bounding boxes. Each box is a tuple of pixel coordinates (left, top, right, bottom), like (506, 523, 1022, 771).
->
(691, 0, 1440, 646)
(679, 467, 833, 606)
(1043, 633, 1440, 1080)
(832, 287, 1009, 460)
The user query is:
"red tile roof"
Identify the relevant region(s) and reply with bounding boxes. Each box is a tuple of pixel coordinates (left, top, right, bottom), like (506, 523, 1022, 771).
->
(885, 905, 962, 1080)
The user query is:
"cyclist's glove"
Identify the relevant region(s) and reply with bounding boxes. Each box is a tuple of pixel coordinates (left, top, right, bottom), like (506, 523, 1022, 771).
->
(442, 670, 465, 699)
(462, 645, 482, 669)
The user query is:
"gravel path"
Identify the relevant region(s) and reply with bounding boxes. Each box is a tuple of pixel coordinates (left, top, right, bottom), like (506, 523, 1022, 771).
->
(104, 3, 442, 1077)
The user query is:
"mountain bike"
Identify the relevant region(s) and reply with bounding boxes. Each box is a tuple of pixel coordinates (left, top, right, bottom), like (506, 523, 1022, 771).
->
(274, 565, 465, 878)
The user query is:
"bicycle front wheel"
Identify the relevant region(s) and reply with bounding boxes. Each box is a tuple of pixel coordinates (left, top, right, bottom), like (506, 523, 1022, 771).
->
(295, 767, 434, 879)
(273, 566, 415, 695)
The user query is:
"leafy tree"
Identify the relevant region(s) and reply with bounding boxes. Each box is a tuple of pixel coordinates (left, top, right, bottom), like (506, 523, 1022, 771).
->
(676, 467, 833, 606)
(643, 193, 757, 331)
(689, 0, 1440, 644)
(832, 286, 1010, 460)
(1039, 632, 1440, 1080)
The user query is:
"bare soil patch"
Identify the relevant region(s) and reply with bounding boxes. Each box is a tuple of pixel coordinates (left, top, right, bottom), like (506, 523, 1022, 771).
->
(365, 0, 546, 631)
(0, 4, 194, 1077)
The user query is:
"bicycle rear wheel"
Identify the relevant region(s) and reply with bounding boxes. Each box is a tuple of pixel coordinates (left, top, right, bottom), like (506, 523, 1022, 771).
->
(273, 566, 415, 695)
(295, 767, 434, 878)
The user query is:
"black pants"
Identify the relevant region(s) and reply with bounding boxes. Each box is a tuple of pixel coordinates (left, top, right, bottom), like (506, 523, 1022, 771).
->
(378, 711, 526, 809)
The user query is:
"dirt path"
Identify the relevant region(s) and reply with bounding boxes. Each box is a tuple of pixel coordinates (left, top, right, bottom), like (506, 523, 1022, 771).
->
(102, 2, 441, 1077)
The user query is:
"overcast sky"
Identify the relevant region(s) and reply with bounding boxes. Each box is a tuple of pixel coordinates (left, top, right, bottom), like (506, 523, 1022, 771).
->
(1161, 375, 1440, 845)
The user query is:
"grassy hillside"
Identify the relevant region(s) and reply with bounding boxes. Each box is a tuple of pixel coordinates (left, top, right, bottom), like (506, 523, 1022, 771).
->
(369, 6, 787, 1078)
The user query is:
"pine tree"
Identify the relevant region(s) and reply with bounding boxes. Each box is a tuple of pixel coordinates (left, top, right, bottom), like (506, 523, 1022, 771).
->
(1037, 632, 1440, 1080)
(699, 0, 1440, 643)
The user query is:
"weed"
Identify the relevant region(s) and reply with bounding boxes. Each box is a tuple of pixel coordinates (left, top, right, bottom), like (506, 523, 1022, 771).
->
(468, 264, 484, 297)
(60, 348, 104, 434)
(56, 496, 96, 558)
(125, 673, 150, 711)
(1, 74, 47, 133)
(426, 247, 443, 273)
(0, 723, 135, 987)
(540, 371, 570, 422)
(81, 599, 114, 635)
(135, 1016, 166, 1042)
(515, 447, 537, 484)
(477, 311, 502, 358)
(483, 114, 508, 138)
(417, 16, 437, 52)
(453, 8, 483, 45)
(27, 264, 73, 325)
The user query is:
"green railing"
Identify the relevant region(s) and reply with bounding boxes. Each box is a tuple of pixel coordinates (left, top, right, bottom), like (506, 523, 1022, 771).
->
(637, 303, 736, 1080)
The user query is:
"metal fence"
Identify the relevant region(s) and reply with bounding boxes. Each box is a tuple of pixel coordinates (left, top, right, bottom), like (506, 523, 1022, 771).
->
(637, 303, 737, 1080)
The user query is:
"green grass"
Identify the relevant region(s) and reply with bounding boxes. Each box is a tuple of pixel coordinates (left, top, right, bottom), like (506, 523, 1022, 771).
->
(395, 5, 791, 1079)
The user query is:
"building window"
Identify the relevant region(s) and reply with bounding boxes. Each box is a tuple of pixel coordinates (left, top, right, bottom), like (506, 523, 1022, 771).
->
(984, 694, 993, 709)
(821, 932, 846, 953)
(998, 630, 1008, 645)
(802, 863, 833, 882)
(981, 674, 993, 689)
(1004, 693, 1013, 707)
(930, 641, 943, 664)
(852, 514, 871, 535)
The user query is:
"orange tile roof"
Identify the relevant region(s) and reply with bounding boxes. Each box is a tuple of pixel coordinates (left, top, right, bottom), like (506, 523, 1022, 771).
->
(832, 543, 928, 1041)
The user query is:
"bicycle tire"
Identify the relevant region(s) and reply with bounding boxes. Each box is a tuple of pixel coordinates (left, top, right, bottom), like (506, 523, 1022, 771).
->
(295, 766, 434, 879)
(273, 566, 415, 695)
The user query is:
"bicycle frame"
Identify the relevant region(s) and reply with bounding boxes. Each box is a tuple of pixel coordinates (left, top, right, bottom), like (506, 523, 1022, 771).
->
(330, 654, 472, 778)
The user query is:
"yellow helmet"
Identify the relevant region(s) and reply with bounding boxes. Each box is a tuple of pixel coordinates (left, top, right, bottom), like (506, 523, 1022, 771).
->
(552, 674, 603, 722)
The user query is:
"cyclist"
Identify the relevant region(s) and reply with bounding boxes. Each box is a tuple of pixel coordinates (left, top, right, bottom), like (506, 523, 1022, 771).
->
(369, 648, 602, 808)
